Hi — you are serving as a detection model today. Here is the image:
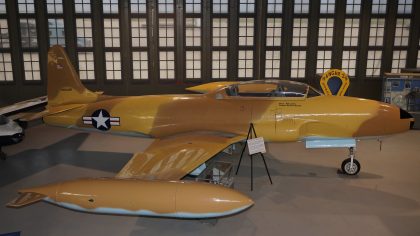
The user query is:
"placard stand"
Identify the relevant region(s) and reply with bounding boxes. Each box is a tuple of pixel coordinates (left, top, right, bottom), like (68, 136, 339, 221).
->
(235, 123, 273, 191)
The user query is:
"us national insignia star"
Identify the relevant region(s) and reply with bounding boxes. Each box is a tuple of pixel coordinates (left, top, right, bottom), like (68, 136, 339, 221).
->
(82, 109, 120, 131)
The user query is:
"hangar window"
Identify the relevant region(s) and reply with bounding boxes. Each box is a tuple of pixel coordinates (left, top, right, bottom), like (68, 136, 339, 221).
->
(0, 53, 13, 82)
(344, 18, 359, 47)
(185, 18, 201, 47)
(212, 51, 227, 79)
(212, 0, 228, 14)
(239, 17, 254, 46)
(76, 18, 93, 47)
(130, 0, 146, 14)
(132, 51, 148, 80)
(316, 50, 331, 74)
(369, 18, 385, 46)
(391, 50, 407, 73)
(78, 52, 95, 80)
(292, 18, 307, 47)
(75, 0, 91, 14)
(213, 18, 228, 47)
(238, 1, 255, 79)
(103, 0, 119, 14)
(417, 50, 420, 68)
(394, 18, 410, 46)
(211, 1, 228, 80)
(320, 0, 335, 14)
(239, 0, 255, 13)
(318, 18, 334, 46)
(238, 50, 253, 79)
(47, 0, 65, 47)
(397, 0, 412, 14)
(186, 51, 201, 79)
(20, 18, 38, 48)
(105, 52, 121, 80)
(131, 18, 147, 47)
(371, 0, 387, 14)
(104, 19, 120, 47)
(346, 0, 361, 14)
(130, 2, 148, 81)
(366, 50, 382, 77)
(186, 0, 201, 13)
(0, 19, 9, 48)
(158, 1, 175, 80)
(291, 50, 306, 78)
(0, 0, 5, 14)
(158, 18, 174, 48)
(46, 0, 63, 14)
(18, 0, 35, 14)
(75, 17, 94, 80)
(265, 2, 281, 79)
(159, 51, 175, 80)
(265, 50, 280, 78)
(158, 0, 174, 14)
(294, 0, 309, 14)
(267, 0, 282, 14)
(266, 18, 281, 47)
(23, 52, 40, 81)
(342, 50, 357, 77)
(48, 19, 65, 46)
(185, 0, 202, 80)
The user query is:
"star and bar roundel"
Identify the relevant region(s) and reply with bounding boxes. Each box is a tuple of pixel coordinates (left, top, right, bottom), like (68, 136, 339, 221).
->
(82, 109, 120, 131)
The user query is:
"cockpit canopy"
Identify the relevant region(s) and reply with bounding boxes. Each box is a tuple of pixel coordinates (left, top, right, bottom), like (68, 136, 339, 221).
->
(223, 80, 322, 98)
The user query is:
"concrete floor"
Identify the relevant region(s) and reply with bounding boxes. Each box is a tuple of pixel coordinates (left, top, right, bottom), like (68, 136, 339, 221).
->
(1, 124, 420, 236)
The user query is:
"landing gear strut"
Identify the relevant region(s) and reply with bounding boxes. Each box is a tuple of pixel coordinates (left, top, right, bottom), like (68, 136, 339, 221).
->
(341, 147, 360, 175)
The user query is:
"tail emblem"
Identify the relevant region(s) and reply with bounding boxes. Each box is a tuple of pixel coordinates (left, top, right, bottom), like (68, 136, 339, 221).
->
(82, 109, 120, 131)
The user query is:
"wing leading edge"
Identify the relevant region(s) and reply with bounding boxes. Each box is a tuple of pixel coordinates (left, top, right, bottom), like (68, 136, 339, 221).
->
(116, 133, 244, 180)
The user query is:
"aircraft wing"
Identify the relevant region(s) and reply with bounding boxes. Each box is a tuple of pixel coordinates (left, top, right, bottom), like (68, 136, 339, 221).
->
(116, 133, 244, 180)
(0, 96, 47, 117)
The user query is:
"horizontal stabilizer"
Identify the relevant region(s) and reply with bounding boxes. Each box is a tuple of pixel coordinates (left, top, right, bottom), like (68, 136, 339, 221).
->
(0, 96, 47, 116)
(6, 192, 46, 208)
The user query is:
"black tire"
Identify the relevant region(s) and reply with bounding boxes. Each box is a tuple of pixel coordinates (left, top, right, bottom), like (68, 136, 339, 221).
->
(341, 158, 360, 175)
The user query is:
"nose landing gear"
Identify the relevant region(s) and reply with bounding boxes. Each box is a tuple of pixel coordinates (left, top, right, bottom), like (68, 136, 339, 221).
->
(341, 147, 360, 175)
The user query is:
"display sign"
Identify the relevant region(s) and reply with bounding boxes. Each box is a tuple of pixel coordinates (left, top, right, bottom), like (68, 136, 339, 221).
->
(247, 137, 266, 155)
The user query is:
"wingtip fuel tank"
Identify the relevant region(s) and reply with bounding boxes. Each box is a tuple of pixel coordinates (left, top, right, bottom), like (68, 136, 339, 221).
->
(7, 178, 254, 219)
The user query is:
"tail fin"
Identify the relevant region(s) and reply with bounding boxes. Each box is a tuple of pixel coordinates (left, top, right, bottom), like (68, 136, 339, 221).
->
(48, 45, 99, 107)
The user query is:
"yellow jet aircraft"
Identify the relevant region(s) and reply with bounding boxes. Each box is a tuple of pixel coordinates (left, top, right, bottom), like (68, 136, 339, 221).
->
(7, 46, 414, 218)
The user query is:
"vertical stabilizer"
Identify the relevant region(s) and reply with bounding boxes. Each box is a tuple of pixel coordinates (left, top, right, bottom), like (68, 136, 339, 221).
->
(47, 45, 99, 107)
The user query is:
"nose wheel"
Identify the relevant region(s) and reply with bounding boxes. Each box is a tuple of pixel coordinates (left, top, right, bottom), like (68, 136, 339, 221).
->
(341, 147, 360, 175)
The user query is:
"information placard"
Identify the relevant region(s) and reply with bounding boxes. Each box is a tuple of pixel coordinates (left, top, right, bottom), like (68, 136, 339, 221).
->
(247, 137, 266, 155)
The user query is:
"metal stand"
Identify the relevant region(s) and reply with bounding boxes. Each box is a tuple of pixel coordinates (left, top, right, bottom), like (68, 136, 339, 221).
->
(235, 123, 273, 191)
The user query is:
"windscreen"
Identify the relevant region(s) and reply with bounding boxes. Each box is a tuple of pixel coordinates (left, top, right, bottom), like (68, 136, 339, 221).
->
(224, 80, 313, 98)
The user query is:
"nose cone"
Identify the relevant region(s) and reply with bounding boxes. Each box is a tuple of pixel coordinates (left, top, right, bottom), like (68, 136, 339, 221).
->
(176, 182, 254, 218)
(399, 108, 415, 129)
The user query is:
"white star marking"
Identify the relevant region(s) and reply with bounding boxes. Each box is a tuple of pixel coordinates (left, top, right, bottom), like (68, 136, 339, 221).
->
(92, 110, 109, 129)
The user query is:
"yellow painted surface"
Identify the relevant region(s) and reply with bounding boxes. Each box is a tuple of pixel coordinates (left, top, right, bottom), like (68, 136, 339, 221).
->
(8, 46, 413, 218)
(10, 178, 253, 216)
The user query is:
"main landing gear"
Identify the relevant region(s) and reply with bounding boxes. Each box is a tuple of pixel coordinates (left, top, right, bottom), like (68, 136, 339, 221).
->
(341, 147, 360, 175)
